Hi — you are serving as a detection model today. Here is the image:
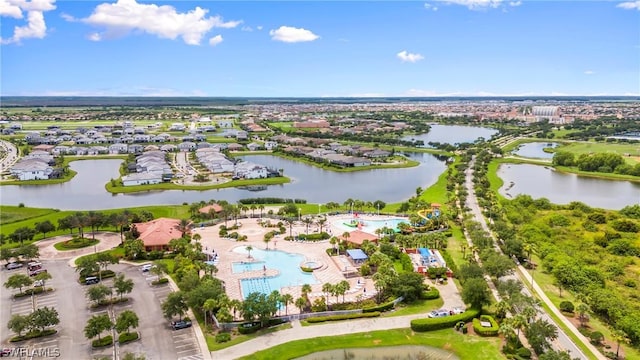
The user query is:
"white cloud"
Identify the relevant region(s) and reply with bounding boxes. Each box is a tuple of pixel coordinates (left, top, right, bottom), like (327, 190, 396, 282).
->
(208, 34, 223, 46)
(60, 12, 75, 21)
(397, 50, 424, 63)
(617, 1, 640, 10)
(81, 0, 241, 45)
(256, 25, 263, 31)
(429, 0, 520, 10)
(241, 26, 253, 32)
(405, 89, 463, 96)
(269, 26, 319, 43)
(0, 0, 56, 44)
(584, 70, 595, 75)
(424, 3, 438, 11)
(87, 32, 102, 41)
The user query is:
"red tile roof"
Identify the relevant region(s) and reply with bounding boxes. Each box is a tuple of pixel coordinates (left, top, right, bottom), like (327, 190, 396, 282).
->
(199, 204, 223, 214)
(340, 230, 378, 245)
(133, 218, 183, 247)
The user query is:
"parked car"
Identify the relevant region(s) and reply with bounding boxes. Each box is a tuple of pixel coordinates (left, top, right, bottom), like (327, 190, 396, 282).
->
(28, 268, 47, 277)
(171, 320, 192, 330)
(140, 264, 154, 273)
(33, 280, 44, 287)
(27, 262, 42, 271)
(85, 276, 99, 285)
(451, 306, 466, 315)
(5, 262, 23, 270)
(428, 309, 450, 318)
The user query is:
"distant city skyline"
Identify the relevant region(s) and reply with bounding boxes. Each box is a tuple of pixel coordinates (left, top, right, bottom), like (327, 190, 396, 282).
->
(1, 0, 639, 97)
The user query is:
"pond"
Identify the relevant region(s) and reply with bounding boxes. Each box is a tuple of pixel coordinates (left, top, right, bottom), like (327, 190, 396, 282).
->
(294, 345, 459, 360)
(513, 142, 559, 159)
(403, 124, 499, 146)
(0, 153, 446, 210)
(498, 163, 640, 210)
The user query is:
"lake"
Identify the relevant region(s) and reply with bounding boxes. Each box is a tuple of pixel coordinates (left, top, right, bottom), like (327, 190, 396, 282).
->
(498, 163, 640, 209)
(403, 124, 499, 146)
(0, 153, 446, 210)
(513, 142, 559, 159)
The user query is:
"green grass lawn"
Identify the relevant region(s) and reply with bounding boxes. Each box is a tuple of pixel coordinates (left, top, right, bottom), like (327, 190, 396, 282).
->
(420, 164, 449, 211)
(105, 176, 291, 193)
(206, 323, 293, 351)
(240, 328, 505, 360)
(0, 205, 59, 225)
(556, 142, 640, 164)
(383, 298, 444, 317)
(53, 237, 99, 251)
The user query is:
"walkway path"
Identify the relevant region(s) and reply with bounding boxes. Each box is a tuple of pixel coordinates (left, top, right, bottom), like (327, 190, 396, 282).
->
(35, 232, 122, 263)
(212, 312, 434, 359)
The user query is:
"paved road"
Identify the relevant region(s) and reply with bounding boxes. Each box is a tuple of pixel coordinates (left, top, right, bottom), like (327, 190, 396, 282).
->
(464, 156, 603, 360)
(0, 139, 19, 177)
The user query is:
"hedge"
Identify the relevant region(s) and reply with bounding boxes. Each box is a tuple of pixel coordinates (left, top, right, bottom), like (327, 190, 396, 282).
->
(410, 309, 480, 332)
(237, 321, 261, 334)
(296, 232, 331, 241)
(363, 300, 396, 313)
(421, 288, 440, 300)
(472, 315, 499, 336)
(152, 278, 169, 285)
(305, 312, 380, 323)
(92, 335, 113, 348)
(10, 329, 56, 343)
(118, 332, 139, 344)
(14, 287, 53, 298)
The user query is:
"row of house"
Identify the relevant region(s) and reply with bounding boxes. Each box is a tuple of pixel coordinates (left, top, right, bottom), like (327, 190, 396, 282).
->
(10, 150, 56, 180)
(282, 146, 372, 167)
(121, 151, 173, 186)
(194, 148, 272, 179)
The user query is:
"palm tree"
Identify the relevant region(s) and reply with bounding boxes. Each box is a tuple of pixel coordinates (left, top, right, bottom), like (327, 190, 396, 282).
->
(245, 246, 253, 259)
(203, 298, 217, 328)
(511, 314, 527, 337)
(259, 204, 265, 218)
(576, 303, 589, 328)
(285, 218, 295, 239)
(250, 204, 257, 217)
(522, 306, 537, 324)
(499, 321, 516, 342)
(317, 217, 327, 233)
(177, 219, 190, 237)
(329, 237, 338, 255)
(341, 232, 350, 247)
(322, 283, 333, 307)
(301, 284, 312, 299)
(337, 280, 350, 303)
(192, 233, 201, 243)
(302, 217, 313, 235)
(281, 293, 294, 315)
(612, 329, 629, 359)
(295, 297, 306, 314)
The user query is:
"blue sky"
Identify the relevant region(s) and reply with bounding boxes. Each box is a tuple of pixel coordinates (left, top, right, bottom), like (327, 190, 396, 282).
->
(1, 0, 639, 97)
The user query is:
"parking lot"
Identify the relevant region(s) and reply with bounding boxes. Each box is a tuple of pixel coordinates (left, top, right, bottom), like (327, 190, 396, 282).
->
(1, 260, 204, 360)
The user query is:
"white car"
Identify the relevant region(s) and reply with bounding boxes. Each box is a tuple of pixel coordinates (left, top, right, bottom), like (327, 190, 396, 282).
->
(6, 262, 23, 270)
(452, 306, 466, 314)
(33, 280, 44, 287)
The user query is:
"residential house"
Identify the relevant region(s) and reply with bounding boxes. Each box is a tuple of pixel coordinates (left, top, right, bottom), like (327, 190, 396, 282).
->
(132, 218, 185, 252)
(178, 142, 197, 152)
(10, 159, 53, 180)
(247, 142, 262, 151)
(121, 172, 163, 186)
(264, 141, 278, 150)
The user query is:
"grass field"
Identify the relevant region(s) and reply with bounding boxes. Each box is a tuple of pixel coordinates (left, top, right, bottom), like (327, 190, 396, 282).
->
(0, 205, 59, 224)
(240, 328, 505, 360)
(556, 142, 640, 164)
(105, 176, 291, 193)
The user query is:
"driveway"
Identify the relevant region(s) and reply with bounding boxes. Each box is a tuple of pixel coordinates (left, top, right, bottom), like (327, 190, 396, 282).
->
(35, 232, 122, 262)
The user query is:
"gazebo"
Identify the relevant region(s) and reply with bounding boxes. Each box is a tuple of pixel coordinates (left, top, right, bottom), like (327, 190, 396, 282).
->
(346, 249, 368, 265)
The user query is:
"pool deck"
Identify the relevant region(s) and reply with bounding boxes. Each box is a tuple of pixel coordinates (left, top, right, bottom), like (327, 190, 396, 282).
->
(192, 215, 406, 314)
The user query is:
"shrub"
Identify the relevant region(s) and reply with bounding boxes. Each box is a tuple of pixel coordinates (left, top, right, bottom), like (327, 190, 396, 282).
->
(300, 266, 314, 273)
(590, 331, 604, 345)
(14, 287, 52, 298)
(363, 300, 396, 313)
(305, 312, 380, 323)
(472, 315, 499, 336)
(152, 278, 169, 285)
(516, 347, 532, 359)
(410, 309, 480, 332)
(421, 288, 440, 300)
(559, 301, 574, 313)
(92, 335, 113, 348)
(118, 332, 139, 344)
(237, 322, 261, 334)
(147, 251, 164, 260)
(215, 332, 231, 343)
(9, 329, 57, 343)
(297, 232, 330, 241)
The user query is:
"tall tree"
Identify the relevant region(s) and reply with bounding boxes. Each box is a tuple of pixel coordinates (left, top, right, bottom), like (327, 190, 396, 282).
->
(34, 220, 55, 239)
(162, 291, 188, 321)
(84, 314, 113, 342)
(461, 278, 491, 310)
(29, 306, 60, 332)
(115, 310, 139, 335)
(4, 273, 33, 294)
(113, 273, 134, 300)
(86, 284, 112, 307)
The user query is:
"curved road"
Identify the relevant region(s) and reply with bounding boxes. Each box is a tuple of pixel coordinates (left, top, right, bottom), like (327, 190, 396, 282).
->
(465, 156, 604, 360)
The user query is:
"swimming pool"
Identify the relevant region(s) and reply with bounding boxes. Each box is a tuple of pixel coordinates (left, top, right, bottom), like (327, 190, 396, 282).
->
(232, 247, 318, 298)
(332, 217, 409, 235)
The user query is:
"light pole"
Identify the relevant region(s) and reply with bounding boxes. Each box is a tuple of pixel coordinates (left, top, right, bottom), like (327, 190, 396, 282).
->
(350, 202, 353, 215)
(298, 208, 301, 221)
(318, 204, 321, 216)
(377, 203, 380, 216)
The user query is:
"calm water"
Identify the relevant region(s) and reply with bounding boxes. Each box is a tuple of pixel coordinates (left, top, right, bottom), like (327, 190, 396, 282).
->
(0, 153, 446, 210)
(498, 164, 640, 209)
(332, 218, 409, 235)
(513, 142, 559, 159)
(295, 345, 459, 360)
(403, 124, 499, 145)
(232, 247, 318, 298)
